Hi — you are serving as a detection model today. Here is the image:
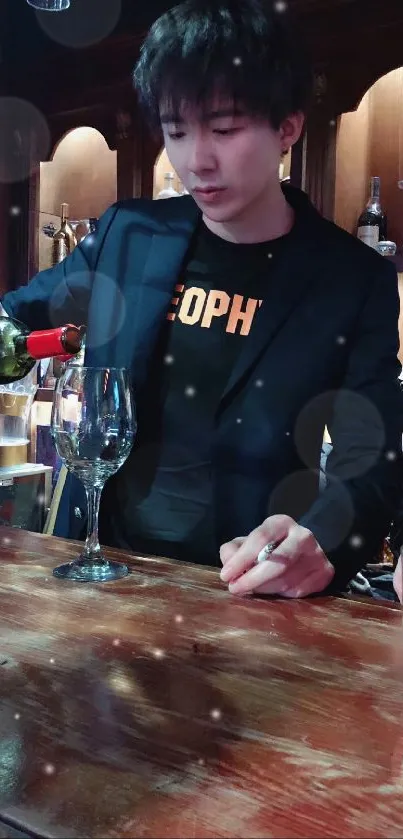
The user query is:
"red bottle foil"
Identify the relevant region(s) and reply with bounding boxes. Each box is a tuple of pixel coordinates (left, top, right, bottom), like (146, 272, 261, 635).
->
(26, 326, 78, 360)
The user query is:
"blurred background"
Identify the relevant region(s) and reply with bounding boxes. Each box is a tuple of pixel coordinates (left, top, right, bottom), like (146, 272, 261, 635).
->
(1, 0, 403, 291)
(1, 0, 403, 551)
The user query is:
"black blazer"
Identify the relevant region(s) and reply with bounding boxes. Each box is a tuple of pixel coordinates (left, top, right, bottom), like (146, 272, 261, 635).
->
(4, 185, 403, 590)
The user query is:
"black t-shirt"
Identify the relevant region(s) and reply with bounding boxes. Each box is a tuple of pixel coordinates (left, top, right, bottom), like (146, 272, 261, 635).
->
(99, 216, 296, 565)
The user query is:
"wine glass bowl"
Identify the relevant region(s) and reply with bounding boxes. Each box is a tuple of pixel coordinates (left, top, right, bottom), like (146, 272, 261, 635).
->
(50, 366, 136, 582)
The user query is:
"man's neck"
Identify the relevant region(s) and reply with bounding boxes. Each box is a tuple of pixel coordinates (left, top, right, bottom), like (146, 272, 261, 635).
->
(202, 182, 295, 244)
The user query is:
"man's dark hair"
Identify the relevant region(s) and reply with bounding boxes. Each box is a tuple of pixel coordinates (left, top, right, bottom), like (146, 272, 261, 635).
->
(133, 0, 313, 139)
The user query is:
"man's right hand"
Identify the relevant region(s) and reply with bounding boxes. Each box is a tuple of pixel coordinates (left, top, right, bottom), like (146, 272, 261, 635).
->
(393, 555, 402, 602)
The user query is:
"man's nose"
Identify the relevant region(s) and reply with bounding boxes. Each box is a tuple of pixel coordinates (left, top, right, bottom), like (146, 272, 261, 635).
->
(187, 137, 215, 172)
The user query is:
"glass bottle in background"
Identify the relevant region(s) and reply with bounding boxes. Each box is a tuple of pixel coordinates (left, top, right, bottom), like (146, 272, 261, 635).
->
(52, 203, 77, 265)
(157, 172, 180, 199)
(357, 177, 388, 248)
(74, 220, 90, 245)
(70, 217, 98, 245)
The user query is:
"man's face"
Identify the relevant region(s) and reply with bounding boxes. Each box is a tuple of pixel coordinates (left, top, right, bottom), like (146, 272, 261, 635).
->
(160, 97, 286, 222)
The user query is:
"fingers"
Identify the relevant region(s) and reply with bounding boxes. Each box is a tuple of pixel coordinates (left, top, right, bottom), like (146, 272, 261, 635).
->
(219, 517, 332, 600)
(229, 559, 333, 598)
(220, 515, 293, 583)
(219, 536, 246, 565)
(278, 563, 335, 599)
(227, 541, 334, 598)
(226, 527, 312, 595)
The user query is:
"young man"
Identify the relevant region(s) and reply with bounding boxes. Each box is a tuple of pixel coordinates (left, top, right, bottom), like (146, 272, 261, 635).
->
(3, 0, 402, 598)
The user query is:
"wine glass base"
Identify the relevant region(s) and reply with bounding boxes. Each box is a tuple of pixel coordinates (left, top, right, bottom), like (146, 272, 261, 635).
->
(52, 559, 129, 582)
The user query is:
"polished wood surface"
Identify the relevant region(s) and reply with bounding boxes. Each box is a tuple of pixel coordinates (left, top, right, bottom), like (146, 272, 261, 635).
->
(0, 526, 403, 839)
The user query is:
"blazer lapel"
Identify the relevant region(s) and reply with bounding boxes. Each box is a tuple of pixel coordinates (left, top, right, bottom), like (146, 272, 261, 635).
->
(86, 197, 200, 387)
(216, 221, 321, 420)
(128, 198, 200, 389)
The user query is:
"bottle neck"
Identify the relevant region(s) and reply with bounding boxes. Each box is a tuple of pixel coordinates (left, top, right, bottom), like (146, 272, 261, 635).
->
(61, 203, 69, 226)
(367, 178, 381, 212)
(18, 326, 83, 361)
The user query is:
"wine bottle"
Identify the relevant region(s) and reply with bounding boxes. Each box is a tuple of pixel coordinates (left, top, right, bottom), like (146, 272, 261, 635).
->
(156, 172, 180, 199)
(0, 317, 83, 384)
(357, 177, 388, 248)
(52, 203, 77, 265)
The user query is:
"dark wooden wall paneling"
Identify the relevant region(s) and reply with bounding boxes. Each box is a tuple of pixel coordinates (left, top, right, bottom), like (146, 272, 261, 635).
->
(4, 0, 403, 288)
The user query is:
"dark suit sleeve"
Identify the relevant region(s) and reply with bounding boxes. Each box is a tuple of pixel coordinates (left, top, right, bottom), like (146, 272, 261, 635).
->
(299, 259, 403, 591)
(2, 205, 118, 329)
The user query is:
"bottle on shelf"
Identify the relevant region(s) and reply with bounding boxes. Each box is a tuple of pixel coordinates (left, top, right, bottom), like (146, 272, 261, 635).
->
(70, 217, 98, 245)
(0, 317, 84, 385)
(73, 219, 90, 245)
(357, 177, 388, 248)
(156, 172, 180, 199)
(52, 203, 77, 265)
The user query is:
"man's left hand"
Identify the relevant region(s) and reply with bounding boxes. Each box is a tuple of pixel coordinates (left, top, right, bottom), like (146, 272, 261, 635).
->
(219, 514, 335, 598)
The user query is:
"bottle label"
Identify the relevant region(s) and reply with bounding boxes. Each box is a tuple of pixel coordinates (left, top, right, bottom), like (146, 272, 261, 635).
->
(357, 225, 379, 248)
(53, 239, 69, 265)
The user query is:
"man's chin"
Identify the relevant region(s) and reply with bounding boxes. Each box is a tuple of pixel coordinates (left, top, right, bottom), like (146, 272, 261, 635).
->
(198, 198, 242, 224)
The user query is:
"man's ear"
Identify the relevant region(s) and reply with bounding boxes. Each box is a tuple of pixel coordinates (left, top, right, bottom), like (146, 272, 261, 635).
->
(279, 112, 305, 154)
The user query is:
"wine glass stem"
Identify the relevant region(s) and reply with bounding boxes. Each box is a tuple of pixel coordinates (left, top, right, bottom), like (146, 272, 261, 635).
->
(83, 484, 103, 558)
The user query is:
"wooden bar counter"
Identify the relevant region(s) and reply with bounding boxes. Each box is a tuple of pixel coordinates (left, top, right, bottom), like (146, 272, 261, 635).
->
(0, 526, 403, 838)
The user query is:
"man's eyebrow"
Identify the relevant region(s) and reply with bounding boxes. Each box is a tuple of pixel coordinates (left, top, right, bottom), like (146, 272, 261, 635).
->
(160, 108, 245, 124)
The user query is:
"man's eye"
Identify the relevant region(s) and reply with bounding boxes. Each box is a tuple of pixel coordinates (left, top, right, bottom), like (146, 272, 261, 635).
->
(213, 128, 238, 136)
(168, 132, 185, 139)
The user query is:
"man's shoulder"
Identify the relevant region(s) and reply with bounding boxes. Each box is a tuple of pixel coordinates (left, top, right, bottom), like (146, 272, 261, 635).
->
(111, 195, 199, 226)
(285, 185, 394, 278)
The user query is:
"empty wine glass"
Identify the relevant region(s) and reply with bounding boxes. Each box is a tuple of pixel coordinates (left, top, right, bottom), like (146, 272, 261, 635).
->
(50, 366, 136, 582)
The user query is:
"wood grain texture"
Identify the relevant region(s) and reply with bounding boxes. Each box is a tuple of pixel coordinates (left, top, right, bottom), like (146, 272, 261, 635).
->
(0, 526, 402, 839)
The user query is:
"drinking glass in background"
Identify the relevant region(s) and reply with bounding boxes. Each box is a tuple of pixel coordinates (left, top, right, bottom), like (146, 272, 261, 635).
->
(375, 240, 397, 257)
(50, 366, 136, 582)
